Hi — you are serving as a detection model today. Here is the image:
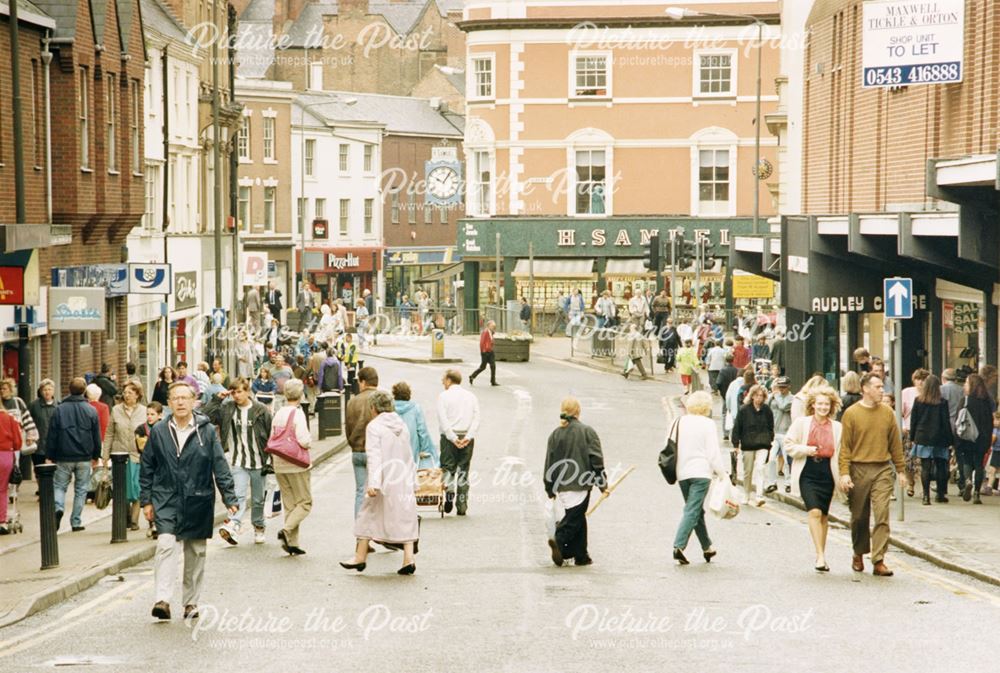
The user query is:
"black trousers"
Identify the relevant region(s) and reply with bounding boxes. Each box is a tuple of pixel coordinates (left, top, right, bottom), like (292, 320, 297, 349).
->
(555, 491, 591, 563)
(920, 457, 949, 497)
(471, 352, 496, 383)
(440, 436, 475, 514)
(956, 444, 987, 493)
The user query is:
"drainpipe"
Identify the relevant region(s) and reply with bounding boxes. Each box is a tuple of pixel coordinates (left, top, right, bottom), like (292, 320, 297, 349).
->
(162, 47, 170, 370)
(9, 0, 25, 225)
(42, 34, 52, 223)
(228, 3, 239, 363)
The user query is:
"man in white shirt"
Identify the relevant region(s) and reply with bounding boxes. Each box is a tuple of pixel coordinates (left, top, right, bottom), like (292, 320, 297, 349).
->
(437, 369, 481, 516)
(628, 292, 648, 331)
(705, 339, 729, 394)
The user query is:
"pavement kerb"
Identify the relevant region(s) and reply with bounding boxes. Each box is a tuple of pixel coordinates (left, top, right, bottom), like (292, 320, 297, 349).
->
(663, 394, 1000, 589)
(363, 353, 464, 365)
(0, 437, 349, 629)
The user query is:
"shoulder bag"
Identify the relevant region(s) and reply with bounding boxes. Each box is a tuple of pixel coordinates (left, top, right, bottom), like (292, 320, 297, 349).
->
(956, 396, 979, 442)
(658, 418, 681, 485)
(265, 410, 311, 468)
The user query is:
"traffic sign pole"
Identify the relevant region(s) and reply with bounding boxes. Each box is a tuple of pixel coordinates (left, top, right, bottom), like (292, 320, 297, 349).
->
(893, 318, 904, 522)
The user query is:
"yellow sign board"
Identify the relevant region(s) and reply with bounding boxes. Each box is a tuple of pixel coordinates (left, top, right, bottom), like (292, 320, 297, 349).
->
(732, 274, 775, 299)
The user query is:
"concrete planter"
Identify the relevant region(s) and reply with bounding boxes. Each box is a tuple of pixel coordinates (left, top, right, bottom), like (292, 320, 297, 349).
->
(494, 338, 531, 362)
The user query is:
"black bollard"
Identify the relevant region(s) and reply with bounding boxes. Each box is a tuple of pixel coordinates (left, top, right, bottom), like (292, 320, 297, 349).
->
(36, 463, 59, 570)
(110, 453, 129, 543)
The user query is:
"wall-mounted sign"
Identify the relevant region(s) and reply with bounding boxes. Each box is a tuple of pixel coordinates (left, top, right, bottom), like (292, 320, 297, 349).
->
(328, 252, 361, 270)
(313, 218, 328, 239)
(0, 267, 25, 305)
(242, 252, 269, 286)
(809, 293, 928, 314)
(862, 0, 964, 88)
(129, 263, 172, 295)
(174, 271, 198, 311)
(52, 264, 128, 296)
(49, 286, 106, 331)
(732, 273, 775, 299)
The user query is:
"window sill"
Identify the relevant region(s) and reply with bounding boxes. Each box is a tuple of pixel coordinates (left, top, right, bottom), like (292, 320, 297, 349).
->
(133, 171, 144, 178)
(238, 158, 252, 164)
(693, 94, 737, 102)
(33, 165, 43, 172)
(468, 97, 495, 104)
(570, 95, 611, 103)
(108, 169, 121, 176)
(81, 167, 94, 173)
(263, 158, 278, 165)
(572, 213, 610, 219)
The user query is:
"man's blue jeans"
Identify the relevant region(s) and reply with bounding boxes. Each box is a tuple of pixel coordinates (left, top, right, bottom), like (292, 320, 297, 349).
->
(54, 461, 93, 528)
(673, 478, 712, 551)
(352, 452, 367, 517)
(230, 466, 266, 530)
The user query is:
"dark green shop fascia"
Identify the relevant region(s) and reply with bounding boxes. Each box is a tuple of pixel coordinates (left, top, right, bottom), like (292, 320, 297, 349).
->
(458, 216, 756, 309)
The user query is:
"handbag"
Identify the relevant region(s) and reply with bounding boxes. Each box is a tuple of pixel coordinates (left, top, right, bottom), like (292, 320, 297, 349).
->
(93, 468, 112, 510)
(9, 460, 23, 486)
(265, 410, 311, 468)
(956, 397, 979, 442)
(657, 419, 681, 484)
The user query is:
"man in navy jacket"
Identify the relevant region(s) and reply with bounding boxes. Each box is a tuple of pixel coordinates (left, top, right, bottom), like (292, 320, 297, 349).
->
(46, 377, 102, 532)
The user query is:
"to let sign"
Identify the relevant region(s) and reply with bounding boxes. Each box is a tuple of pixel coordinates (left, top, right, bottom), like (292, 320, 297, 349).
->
(862, 0, 964, 88)
(0, 267, 25, 305)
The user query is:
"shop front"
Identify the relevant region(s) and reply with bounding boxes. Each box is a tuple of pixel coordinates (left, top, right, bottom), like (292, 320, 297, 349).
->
(243, 238, 293, 313)
(385, 247, 460, 306)
(302, 246, 382, 307)
(127, 297, 165, 396)
(457, 217, 756, 319)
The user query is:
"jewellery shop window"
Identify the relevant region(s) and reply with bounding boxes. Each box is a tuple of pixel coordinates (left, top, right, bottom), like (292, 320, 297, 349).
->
(516, 280, 595, 309)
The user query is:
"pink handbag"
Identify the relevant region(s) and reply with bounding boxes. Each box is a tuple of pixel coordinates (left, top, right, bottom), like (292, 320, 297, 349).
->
(265, 410, 311, 468)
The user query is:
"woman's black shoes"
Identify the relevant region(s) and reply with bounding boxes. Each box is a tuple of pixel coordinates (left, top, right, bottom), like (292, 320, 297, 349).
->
(703, 549, 717, 563)
(397, 564, 416, 575)
(814, 564, 830, 572)
(922, 496, 931, 505)
(339, 561, 366, 572)
(277, 530, 292, 555)
(673, 548, 689, 565)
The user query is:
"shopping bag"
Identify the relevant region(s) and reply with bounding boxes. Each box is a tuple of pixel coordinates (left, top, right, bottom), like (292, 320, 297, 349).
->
(264, 476, 282, 518)
(544, 497, 564, 539)
(92, 468, 112, 510)
(706, 477, 740, 520)
(623, 358, 634, 376)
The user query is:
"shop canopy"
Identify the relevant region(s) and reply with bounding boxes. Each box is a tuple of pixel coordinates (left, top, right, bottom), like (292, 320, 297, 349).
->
(414, 263, 464, 284)
(512, 259, 595, 279)
(604, 259, 654, 277)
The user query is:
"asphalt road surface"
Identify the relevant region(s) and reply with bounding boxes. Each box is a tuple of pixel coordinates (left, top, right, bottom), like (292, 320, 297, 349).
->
(2, 352, 999, 672)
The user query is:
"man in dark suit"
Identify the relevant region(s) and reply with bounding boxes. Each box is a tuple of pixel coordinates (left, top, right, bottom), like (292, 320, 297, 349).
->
(266, 282, 283, 326)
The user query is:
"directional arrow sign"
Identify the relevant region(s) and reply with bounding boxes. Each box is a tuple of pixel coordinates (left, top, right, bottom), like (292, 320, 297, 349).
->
(883, 278, 913, 319)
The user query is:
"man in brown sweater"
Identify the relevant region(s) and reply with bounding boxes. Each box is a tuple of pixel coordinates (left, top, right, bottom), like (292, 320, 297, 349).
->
(345, 367, 379, 518)
(839, 372, 906, 577)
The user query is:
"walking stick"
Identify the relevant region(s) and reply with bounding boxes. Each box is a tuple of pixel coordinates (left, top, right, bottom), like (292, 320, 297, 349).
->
(586, 466, 636, 516)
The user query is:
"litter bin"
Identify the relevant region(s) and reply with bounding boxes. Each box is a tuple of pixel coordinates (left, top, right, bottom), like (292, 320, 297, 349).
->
(316, 392, 343, 440)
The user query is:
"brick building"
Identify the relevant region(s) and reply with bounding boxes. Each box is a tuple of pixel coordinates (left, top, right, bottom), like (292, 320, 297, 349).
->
(733, 0, 1000, 387)
(0, 0, 147, 394)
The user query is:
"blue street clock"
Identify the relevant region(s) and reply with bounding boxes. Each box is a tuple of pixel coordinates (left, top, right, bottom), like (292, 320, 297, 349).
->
(424, 160, 463, 206)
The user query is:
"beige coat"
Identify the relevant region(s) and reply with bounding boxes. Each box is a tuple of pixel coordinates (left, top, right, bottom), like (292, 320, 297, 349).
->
(783, 415, 845, 503)
(102, 403, 147, 462)
(354, 412, 418, 543)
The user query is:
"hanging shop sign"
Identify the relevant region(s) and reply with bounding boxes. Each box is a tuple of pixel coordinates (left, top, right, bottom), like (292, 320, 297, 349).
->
(862, 0, 964, 88)
(48, 286, 106, 331)
(129, 263, 173, 295)
(52, 264, 128, 296)
(313, 218, 328, 239)
(174, 271, 198, 311)
(0, 267, 25, 305)
(242, 252, 269, 286)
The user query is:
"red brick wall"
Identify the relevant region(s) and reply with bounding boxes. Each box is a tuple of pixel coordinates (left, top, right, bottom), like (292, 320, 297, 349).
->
(803, 0, 1000, 214)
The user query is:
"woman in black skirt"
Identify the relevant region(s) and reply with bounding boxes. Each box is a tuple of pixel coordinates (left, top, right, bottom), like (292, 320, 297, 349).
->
(785, 385, 843, 572)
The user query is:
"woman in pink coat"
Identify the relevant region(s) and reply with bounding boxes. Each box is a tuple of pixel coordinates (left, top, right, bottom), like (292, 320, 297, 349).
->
(340, 390, 419, 575)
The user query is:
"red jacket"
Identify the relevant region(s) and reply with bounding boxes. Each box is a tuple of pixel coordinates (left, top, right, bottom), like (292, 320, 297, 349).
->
(732, 345, 751, 370)
(480, 329, 494, 353)
(89, 400, 110, 440)
(0, 411, 23, 451)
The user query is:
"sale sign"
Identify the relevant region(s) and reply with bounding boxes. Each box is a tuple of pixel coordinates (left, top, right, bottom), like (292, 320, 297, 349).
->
(0, 267, 25, 305)
(862, 0, 964, 88)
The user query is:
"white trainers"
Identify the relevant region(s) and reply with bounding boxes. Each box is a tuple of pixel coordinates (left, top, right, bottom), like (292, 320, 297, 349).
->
(254, 528, 266, 544)
(219, 522, 238, 546)
(756, 498, 766, 507)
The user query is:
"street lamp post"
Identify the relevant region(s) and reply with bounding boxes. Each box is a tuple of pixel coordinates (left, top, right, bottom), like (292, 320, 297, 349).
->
(666, 7, 766, 235)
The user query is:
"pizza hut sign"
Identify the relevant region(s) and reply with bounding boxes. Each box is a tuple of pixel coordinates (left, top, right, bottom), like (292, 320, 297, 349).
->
(327, 252, 361, 270)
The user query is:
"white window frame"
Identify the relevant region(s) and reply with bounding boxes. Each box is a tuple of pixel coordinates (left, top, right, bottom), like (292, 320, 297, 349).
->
(569, 51, 611, 99)
(390, 192, 400, 224)
(79, 67, 90, 170)
(339, 144, 349, 173)
(305, 138, 315, 178)
(364, 198, 373, 234)
(130, 79, 141, 174)
(315, 197, 325, 220)
(363, 144, 374, 173)
(263, 117, 275, 161)
(468, 149, 495, 217)
(263, 186, 276, 230)
(569, 147, 611, 218)
(468, 53, 495, 101)
(339, 198, 350, 235)
(238, 185, 251, 232)
(237, 114, 251, 162)
(143, 163, 159, 231)
(691, 144, 737, 217)
(297, 197, 307, 232)
(693, 48, 738, 98)
(309, 61, 323, 91)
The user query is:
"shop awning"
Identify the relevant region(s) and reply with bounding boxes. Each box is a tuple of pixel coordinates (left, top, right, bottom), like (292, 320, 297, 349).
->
(414, 263, 463, 284)
(604, 259, 653, 277)
(511, 259, 595, 279)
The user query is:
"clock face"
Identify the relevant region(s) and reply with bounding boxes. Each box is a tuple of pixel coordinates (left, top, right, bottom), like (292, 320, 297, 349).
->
(427, 165, 460, 200)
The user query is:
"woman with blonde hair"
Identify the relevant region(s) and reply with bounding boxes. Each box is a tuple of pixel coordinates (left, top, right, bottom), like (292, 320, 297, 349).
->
(543, 397, 607, 567)
(784, 386, 842, 571)
(671, 391, 730, 565)
(839, 371, 863, 420)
